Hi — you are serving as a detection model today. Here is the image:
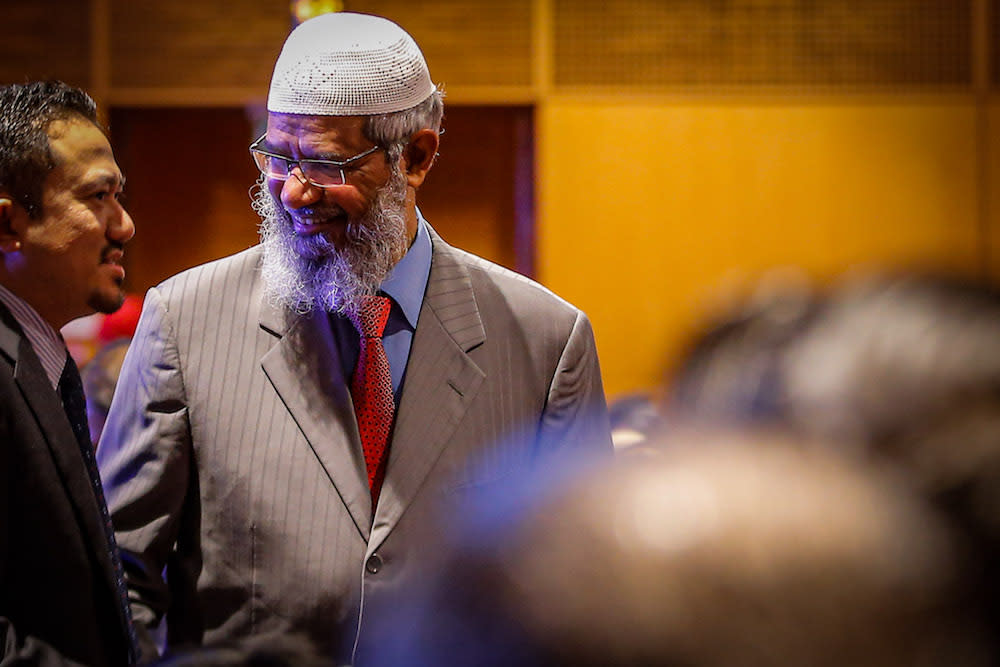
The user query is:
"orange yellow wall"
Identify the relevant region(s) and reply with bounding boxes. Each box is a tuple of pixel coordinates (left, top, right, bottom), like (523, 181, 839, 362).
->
(988, 101, 1000, 285)
(536, 99, 981, 399)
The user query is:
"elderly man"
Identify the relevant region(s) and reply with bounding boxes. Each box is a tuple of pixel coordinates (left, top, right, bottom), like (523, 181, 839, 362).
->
(98, 12, 612, 664)
(0, 80, 137, 665)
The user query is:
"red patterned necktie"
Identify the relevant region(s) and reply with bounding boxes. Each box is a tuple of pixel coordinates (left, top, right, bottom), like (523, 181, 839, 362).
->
(348, 295, 395, 512)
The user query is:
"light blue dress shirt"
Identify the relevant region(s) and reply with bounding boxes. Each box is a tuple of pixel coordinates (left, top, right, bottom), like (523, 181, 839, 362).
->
(331, 212, 432, 405)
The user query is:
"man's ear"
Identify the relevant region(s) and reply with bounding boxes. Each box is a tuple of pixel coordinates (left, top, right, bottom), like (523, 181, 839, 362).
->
(402, 129, 440, 190)
(0, 196, 24, 254)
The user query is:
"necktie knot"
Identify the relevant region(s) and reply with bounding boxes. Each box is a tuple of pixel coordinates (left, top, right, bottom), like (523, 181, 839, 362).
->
(350, 295, 392, 339)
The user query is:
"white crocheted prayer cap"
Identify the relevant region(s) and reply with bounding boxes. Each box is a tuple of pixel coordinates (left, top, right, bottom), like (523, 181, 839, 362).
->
(267, 12, 435, 116)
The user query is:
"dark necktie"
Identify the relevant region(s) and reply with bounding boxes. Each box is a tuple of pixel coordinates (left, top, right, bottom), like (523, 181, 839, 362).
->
(348, 296, 395, 512)
(58, 353, 139, 665)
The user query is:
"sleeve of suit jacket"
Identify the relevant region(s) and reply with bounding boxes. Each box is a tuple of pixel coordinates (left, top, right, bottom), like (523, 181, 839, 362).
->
(97, 286, 193, 661)
(537, 309, 613, 458)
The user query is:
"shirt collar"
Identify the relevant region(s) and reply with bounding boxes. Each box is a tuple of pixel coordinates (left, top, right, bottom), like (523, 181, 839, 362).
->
(0, 282, 68, 389)
(380, 209, 431, 329)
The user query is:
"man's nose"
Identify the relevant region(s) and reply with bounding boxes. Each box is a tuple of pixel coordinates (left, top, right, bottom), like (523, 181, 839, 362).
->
(280, 167, 323, 209)
(109, 204, 136, 244)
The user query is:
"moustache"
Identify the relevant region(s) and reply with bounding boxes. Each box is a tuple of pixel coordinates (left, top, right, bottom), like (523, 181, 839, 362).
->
(101, 243, 125, 264)
(287, 205, 346, 222)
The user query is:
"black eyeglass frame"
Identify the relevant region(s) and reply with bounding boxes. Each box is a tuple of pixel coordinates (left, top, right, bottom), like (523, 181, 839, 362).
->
(249, 134, 383, 188)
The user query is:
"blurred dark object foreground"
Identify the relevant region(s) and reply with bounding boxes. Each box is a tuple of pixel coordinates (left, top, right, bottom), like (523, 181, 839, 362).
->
(664, 271, 1000, 660)
(153, 633, 333, 667)
(365, 434, 994, 666)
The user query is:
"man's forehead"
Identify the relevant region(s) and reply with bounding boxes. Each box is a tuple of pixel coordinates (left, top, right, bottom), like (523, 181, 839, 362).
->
(44, 118, 122, 188)
(47, 118, 113, 159)
(264, 113, 371, 155)
(266, 113, 366, 136)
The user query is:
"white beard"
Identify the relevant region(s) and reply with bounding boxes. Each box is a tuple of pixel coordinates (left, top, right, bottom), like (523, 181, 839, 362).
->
(254, 167, 409, 318)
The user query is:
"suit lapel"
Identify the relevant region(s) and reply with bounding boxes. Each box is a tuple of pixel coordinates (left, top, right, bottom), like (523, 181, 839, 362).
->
(259, 297, 372, 540)
(0, 308, 122, 606)
(371, 231, 487, 550)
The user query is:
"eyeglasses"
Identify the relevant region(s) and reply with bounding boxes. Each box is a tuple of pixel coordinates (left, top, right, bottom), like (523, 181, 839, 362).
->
(249, 134, 383, 188)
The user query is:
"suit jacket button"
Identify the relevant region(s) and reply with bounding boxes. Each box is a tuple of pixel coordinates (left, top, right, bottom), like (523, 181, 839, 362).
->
(365, 554, 383, 574)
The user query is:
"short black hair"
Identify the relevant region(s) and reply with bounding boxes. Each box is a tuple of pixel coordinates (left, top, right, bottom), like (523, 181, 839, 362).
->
(0, 80, 99, 218)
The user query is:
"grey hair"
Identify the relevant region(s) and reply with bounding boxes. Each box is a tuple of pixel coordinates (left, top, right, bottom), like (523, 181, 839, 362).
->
(363, 88, 444, 163)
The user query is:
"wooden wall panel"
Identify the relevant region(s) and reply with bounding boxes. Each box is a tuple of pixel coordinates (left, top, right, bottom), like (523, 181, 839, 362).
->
(0, 0, 90, 87)
(2, 2, 981, 99)
(417, 106, 526, 272)
(343, 0, 533, 87)
(989, 102, 1000, 282)
(554, 0, 972, 88)
(109, 108, 261, 292)
(993, 0, 1000, 87)
(537, 102, 980, 398)
(110, 0, 290, 91)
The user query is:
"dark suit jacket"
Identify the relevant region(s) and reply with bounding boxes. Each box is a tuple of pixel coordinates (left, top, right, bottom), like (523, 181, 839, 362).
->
(98, 227, 613, 664)
(0, 303, 133, 666)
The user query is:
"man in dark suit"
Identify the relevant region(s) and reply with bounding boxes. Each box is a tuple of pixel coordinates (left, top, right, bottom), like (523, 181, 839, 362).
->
(97, 12, 612, 666)
(0, 80, 137, 666)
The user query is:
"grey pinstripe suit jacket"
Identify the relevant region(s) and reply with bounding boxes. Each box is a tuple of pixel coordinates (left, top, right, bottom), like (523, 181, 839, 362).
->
(97, 228, 612, 663)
